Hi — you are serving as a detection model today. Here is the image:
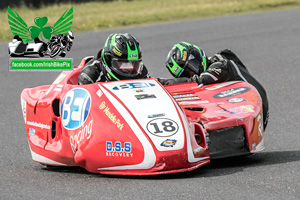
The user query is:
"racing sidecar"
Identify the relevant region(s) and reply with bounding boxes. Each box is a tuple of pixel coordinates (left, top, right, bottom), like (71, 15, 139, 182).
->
(8, 36, 47, 57)
(20, 57, 264, 175)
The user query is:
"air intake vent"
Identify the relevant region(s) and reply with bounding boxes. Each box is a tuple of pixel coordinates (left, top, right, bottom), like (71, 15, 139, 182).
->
(184, 107, 203, 112)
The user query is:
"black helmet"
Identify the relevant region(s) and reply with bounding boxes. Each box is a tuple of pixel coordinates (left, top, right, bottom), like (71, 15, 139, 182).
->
(101, 33, 143, 81)
(166, 42, 207, 78)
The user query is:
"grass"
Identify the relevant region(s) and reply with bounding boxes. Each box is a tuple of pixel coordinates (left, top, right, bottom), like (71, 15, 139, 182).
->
(1, 0, 300, 42)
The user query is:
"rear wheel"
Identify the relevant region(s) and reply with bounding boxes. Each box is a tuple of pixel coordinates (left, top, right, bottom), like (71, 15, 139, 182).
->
(50, 46, 61, 58)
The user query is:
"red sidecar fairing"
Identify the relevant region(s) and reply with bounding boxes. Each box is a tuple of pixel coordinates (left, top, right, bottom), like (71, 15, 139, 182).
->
(21, 68, 210, 175)
(164, 81, 264, 159)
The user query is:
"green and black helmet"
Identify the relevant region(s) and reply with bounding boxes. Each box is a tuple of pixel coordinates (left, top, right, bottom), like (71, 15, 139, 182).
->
(166, 42, 207, 78)
(101, 33, 143, 81)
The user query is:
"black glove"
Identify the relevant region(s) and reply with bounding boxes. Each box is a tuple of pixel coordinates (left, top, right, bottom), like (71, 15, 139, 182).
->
(210, 54, 225, 63)
(78, 60, 101, 85)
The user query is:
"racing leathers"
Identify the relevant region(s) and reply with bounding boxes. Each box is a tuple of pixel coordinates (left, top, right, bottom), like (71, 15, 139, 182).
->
(78, 50, 150, 84)
(158, 49, 269, 130)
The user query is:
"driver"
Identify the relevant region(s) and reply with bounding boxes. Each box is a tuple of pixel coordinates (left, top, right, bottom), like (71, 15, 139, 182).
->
(157, 42, 269, 130)
(78, 33, 150, 84)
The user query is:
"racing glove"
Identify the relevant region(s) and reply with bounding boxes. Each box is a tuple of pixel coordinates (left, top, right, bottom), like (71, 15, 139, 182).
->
(78, 60, 101, 85)
(199, 60, 231, 84)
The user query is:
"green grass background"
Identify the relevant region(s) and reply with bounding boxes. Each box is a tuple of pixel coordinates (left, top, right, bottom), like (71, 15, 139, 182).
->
(2, 0, 300, 42)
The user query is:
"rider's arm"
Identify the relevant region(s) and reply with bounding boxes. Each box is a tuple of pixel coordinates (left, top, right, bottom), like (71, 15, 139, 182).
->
(157, 60, 231, 85)
(78, 60, 101, 85)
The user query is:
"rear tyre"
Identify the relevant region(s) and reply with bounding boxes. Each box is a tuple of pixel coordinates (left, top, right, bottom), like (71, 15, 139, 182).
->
(50, 46, 61, 58)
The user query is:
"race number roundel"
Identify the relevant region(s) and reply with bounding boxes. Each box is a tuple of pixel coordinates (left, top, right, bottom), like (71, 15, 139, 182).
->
(61, 88, 91, 130)
(146, 118, 179, 137)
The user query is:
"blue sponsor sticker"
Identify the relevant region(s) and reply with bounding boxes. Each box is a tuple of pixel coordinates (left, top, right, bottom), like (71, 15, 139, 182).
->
(112, 82, 155, 90)
(106, 141, 131, 152)
(61, 88, 91, 130)
(160, 139, 177, 147)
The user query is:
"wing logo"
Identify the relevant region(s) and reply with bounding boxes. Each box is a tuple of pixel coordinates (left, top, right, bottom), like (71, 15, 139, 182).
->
(8, 6, 73, 42)
(7, 6, 74, 58)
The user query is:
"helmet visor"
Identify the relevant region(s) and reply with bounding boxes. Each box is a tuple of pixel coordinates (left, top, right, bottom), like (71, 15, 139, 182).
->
(180, 56, 203, 77)
(111, 58, 142, 77)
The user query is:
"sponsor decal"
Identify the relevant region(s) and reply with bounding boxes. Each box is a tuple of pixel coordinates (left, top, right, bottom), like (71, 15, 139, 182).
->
(135, 89, 144, 93)
(193, 146, 204, 156)
(107, 73, 112, 80)
(135, 94, 156, 100)
(53, 84, 63, 92)
(129, 54, 137, 58)
(21, 97, 26, 122)
(29, 128, 35, 136)
(61, 88, 91, 130)
(206, 81, 239, 91)
(175, 96, 200, 101)
(112, 48, 122, 56)
(146, 118, 179, 137)
(69, 120, 93, 153)
(178, 100, 209, 105)
(257, 114, 263, 137)
(106, 141, 133, 157)
(212, 68, 222, 74)
(112, 82, 155, 90)
(173, 94, 193, 98)
(160, 139, 177, 147)
(216, 105, 255, 114)
(99, 101, 124, 130)
(209, 102, 224, 105)
(27, 121, 50, 129)
(96, 89, 103, 97)
(226, 116, 244, 121)
(148, 113, 165, 118)
(44, 83, 64, 96)
(227, 97, 246, 103)
(174, 67, 180, 74)
(213, 87, 251, 98)
(182, 50, 187, 61)
(96, 84, 103, 97)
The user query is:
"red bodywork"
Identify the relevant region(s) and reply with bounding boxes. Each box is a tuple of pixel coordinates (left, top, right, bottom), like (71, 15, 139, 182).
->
(20, 59, 264, 175)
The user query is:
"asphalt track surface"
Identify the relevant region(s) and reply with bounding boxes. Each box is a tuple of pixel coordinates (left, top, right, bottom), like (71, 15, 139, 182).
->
(1, 8, 300, 200)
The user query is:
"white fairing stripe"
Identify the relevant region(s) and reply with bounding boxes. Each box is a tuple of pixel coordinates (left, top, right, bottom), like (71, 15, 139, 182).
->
(29, 146, 67, 166)
(97, 85, 156, 170)
(102, 80, 185, 151)
(171, 96, 209, 162)
(201, 72, 218, 81)
(230, 60, 247, 82)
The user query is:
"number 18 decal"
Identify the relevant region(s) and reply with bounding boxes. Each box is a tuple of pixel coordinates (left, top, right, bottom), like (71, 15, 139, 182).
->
(146, 118, 179, 137)
(61, 88, 91, 130)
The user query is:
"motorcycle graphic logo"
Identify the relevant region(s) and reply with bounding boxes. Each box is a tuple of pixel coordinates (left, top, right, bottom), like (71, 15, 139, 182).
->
(7, 6, 74, 58)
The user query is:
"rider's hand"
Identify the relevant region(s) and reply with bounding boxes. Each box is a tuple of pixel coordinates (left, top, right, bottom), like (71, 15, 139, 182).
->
(210, 54, 225, 63)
